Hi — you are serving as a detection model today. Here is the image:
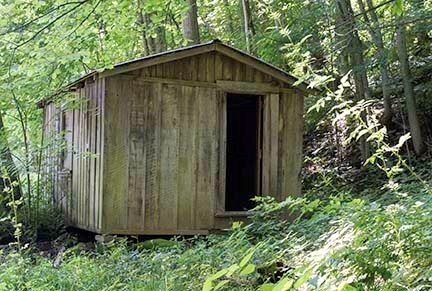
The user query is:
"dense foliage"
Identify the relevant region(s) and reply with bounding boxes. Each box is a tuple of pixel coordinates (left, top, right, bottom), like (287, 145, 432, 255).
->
(1, 168, 431, 290)
(1, 0, 432, 289)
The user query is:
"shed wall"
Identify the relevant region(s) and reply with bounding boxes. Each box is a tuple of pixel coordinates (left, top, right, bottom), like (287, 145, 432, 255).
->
(103, 77, 219, 233)
(102, 52, 303, 234)
(43, 79, 104, 233)
(133, 52, 285, 85)
(71, 79, 105, 232)
(44, 50, 303, 235)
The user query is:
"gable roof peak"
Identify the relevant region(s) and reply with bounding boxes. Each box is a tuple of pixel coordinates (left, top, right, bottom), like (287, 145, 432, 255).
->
(68, 40, 315, 93)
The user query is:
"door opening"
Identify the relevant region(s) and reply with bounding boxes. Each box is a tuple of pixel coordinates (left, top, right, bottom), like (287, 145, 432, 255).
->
(225, 93, 263, 211)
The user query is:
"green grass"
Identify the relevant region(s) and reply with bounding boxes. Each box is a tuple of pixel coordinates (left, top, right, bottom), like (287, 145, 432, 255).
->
(1, 175, 432, 290)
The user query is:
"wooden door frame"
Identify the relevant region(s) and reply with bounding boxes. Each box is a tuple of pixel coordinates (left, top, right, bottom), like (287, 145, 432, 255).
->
(215, 83, 278, 217)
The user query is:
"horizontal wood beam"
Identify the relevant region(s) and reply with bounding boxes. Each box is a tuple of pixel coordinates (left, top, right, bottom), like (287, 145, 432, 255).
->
(216, 80, 279, 94)
(214, 211, 251, 218)
(216, 80, 298, 95)
(132, 77, 217, 88)
(105, 229, 210, 235)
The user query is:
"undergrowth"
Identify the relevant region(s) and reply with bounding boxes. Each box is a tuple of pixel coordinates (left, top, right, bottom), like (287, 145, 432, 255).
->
(1, 168, 432, 290)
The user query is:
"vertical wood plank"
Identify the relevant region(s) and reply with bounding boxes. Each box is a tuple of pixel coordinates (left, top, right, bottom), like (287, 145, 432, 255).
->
(141, 67, 151, 77)
(103, 77, 130, 231)
(89, 89, 95, 229)
(181, 58, 191, 80)
(261, 94, 271, 194)
(72, 97, 79, 224)
(216, 91, 226, 212)
(144, 83, 162, 230)
(278, 91, 303, 199)
(158, 83, 179, 230)
(222, 56, 232, 81)
(94, 81, 100, 230)
(206, 52, 215, 82)
(177, 86, 198, 229)
(70, 103, 75, 224)
(197, 54, 206, 82)
(98, 78, 105, 231)
(150, 65, 157, 77)
(84, 84, 90, 227)
(128, 82, 147, 230)
(269, 93, 279, 198)
(244, 66, 254, 82)
(92, 82, 99, 229)
(78, 88, 83, 226)
(140, 83, 148, 230)
(232, 61, 242, 81)
(215, 53, 223, 80)
(195, 87, 217, 229)
(254, 70, 264, 82)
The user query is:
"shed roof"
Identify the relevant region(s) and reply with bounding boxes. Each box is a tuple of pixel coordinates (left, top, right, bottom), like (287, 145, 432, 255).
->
(38, 40, 316, 107)
(69, 39, 313, 92)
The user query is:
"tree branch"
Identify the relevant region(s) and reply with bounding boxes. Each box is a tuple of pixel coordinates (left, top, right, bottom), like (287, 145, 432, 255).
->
(56, 0, 102, 44)
(14, 0, 90, 49)
(0, 1, 90, 37)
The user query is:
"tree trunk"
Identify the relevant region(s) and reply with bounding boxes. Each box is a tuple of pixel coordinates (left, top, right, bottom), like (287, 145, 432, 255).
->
(396, 17, 425, 156)
(139, 4, 166, 55)
(335, 0, 370, 161)
(0, 111, 22, 209)
(240, 0, 255, 53)
(137, 0, 150, 56)
(357, 0, 393, 127)
(154, 25, 167, 53)
(223, 0, 234, 35)
(182, 0, 200, 45)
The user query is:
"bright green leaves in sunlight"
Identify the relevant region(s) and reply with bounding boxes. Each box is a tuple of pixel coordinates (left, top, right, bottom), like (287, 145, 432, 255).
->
(202, 248, 257, 291)
(392, 0, 404, 15)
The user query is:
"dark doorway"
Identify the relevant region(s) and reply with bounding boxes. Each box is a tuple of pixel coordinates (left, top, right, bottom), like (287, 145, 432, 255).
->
(225, 93, 262, 211)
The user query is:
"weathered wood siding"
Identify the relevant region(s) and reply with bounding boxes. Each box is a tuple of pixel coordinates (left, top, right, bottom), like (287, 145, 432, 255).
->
(44, 49, 304, 235)
(135, 52, 284, 85)
(261, 91, 303, 198)
(103, 76, 219, 233)
(277, 90, 303, 198)
(102, 51, 303, 233)
(43, 79, 105, 233)
(70, 79, 105, 232)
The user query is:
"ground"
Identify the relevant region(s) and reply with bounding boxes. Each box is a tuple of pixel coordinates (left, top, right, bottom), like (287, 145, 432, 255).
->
(1, 159, 431, 290)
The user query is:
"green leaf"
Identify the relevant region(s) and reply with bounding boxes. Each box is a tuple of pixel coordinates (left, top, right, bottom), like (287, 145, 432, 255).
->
(239, 263, 255, 276)
(226, 264, 240, 277)
(340, 283, 358, 291)
(239, 249, 255, 268)
(273, 277, 294, 291)
(203, 269, 229, 291)
(214, 280, 229, 290)
(293, 267, 313, 288)
(392, 0, 404, 15)
(208, 269, 228, 281)
(364, 154, 377, 165)
(139, 239, 178, 249)
(259, 283, 275, 291)
(356, 129, 370, 141)
(202, 279, 213, 291)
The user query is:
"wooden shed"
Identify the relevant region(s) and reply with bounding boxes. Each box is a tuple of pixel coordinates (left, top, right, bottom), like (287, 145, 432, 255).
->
(40, 40, 310, 235)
